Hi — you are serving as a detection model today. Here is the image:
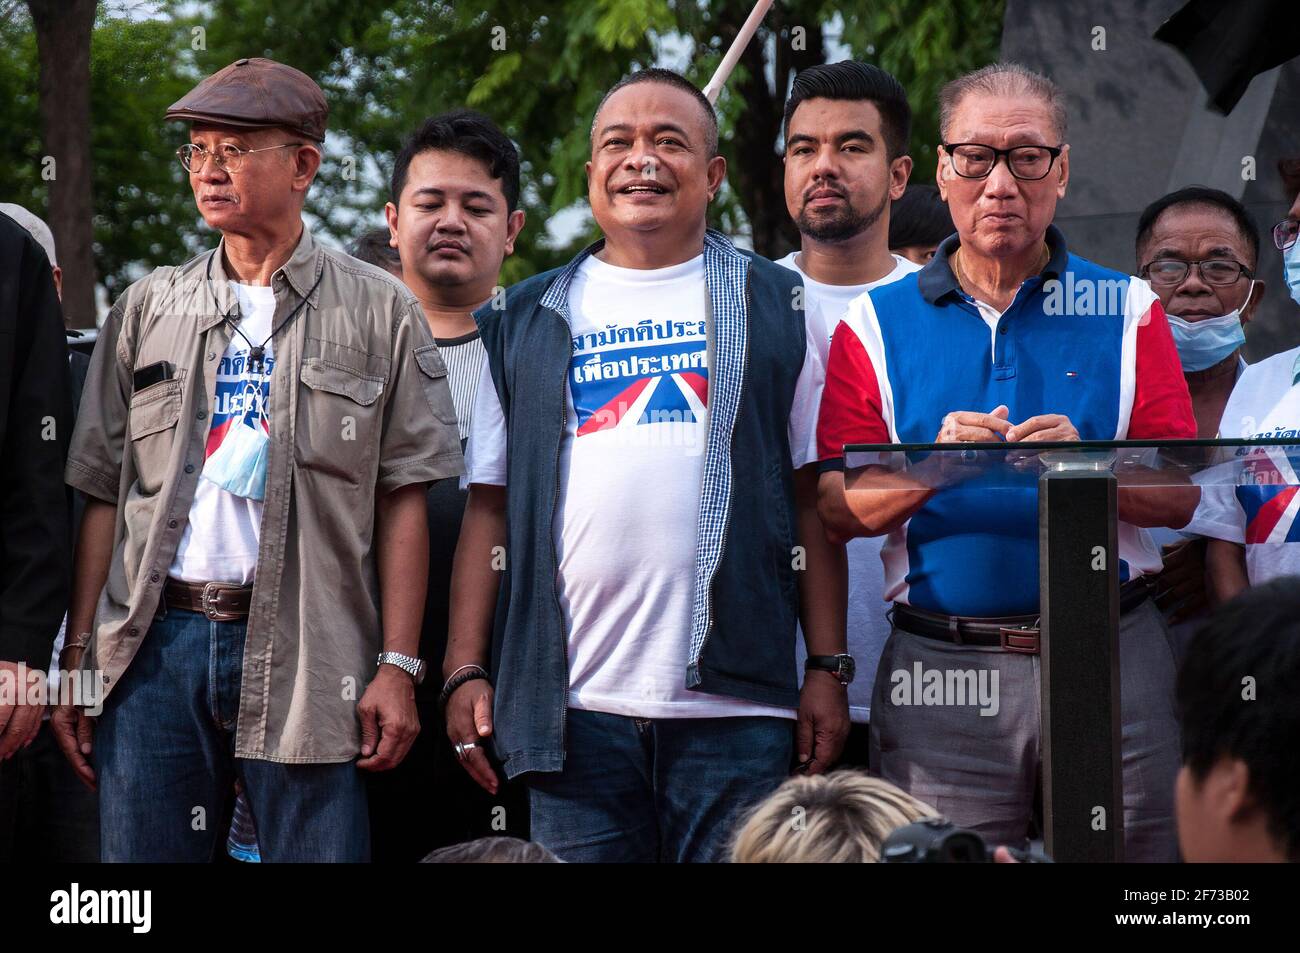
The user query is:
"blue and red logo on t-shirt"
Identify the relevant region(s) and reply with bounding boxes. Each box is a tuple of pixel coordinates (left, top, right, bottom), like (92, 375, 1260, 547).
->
(205, 349, 274, 458)
(1237, 444, 1300, 544)
(569, 323, 707, 436)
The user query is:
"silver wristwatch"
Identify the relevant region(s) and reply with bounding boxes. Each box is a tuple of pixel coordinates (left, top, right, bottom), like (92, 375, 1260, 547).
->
(376, 651, 426, 685)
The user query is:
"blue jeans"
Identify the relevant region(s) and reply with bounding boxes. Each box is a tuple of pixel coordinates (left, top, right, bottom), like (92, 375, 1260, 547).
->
(525, 709, 793, 862)
(96, 605, 369, 862)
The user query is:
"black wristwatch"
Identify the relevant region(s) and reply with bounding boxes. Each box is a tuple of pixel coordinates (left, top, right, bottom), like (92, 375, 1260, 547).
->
(806, 654, 855, 686)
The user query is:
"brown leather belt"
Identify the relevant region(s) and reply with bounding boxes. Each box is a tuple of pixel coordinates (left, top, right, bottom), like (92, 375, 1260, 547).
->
(164, 578, 253, 621)
(892, 577, 1155, 655)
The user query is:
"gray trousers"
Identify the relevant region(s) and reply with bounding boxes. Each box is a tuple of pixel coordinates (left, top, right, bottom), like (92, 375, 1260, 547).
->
(870, 598, 1181, 862)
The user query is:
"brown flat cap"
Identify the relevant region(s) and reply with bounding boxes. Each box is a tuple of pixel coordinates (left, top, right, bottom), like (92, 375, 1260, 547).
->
(166, 57, 328, 142)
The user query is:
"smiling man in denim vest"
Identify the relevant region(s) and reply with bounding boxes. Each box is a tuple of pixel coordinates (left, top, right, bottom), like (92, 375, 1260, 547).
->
(443, 68, 849, 862)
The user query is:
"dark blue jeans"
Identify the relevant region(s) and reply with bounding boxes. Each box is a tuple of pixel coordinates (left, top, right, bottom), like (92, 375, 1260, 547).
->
(96, 605, 369, 862)
(525, 709, 793, 863)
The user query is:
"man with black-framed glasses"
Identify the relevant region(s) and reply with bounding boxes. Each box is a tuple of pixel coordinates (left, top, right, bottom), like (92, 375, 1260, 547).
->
(816, 63, 1196, 861)
(52, 57, 463, 861)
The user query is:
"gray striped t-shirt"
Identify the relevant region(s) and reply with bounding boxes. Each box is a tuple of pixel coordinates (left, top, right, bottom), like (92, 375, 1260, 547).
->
(435, 331, 487, 440)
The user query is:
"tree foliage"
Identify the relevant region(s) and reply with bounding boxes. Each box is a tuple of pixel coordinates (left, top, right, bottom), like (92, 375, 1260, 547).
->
(0, 0, 1006, 304)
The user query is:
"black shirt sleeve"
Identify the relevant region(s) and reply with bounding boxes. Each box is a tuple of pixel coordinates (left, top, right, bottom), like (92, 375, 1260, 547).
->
(0, 219, 73, 668)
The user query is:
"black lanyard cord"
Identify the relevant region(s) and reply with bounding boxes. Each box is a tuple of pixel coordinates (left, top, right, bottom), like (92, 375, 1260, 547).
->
(206, 252, 324, 372)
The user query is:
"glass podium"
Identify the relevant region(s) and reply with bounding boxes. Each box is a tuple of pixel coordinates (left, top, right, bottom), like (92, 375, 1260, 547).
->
(842, 438, 1300, 863)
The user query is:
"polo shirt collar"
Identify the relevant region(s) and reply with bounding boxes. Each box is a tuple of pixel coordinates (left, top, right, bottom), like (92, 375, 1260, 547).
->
(918, 223, 1070, 305)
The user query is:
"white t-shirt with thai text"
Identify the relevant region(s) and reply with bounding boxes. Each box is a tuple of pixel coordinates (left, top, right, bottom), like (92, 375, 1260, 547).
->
(465, 253, 821, 719)
(1190, 345, 1300, 585)
(170, 283, 275, 585)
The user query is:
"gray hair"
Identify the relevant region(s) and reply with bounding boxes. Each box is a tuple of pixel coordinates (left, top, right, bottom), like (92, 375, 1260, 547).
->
(938, 62, 1067, 144)
(420, 836, 562, 863)
(0, 203, 57, 266)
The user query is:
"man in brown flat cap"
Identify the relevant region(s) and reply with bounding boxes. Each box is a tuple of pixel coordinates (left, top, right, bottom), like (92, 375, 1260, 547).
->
(51, 57, 464, 862)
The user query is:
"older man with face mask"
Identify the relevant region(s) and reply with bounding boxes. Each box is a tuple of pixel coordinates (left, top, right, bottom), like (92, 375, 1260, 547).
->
(1133, 188, 1263, 645)
(51, 58, 463, 862)
(817, 63, 1197, 861)
(445, 67, 847, 863)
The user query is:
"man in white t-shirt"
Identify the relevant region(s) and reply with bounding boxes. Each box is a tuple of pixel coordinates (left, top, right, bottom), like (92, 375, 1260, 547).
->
(444, 69, 848, 862)
(1194, 176, 1300, 599)
(774, 61, 918, 760)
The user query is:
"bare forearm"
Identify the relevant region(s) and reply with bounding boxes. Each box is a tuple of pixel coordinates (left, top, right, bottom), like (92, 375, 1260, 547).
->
(795, 467, 847, 655)
(1117, 469, 1199, 529)
(67, 498, 117, 642)
(818, 469, 932, 543)
(1206, 539, 1249, 605)
(377, 484, 428, 658)
(445, 485, 506, 678)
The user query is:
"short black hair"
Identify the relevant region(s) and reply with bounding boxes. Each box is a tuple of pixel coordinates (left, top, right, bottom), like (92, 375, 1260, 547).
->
(1135, 186, 1260, 266)
(888, 184, 954, 250)
(1177, 578, 1300, 861)
(591, 68, 719, 157)
(783, 61, 911, 161)
(390, 109, 520, 212)
(348, 227, 402, 275)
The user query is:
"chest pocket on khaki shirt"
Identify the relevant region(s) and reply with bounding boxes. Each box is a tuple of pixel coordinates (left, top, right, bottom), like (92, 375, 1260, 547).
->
(128, 378, 183, 496)
(296, 356, 386, 483)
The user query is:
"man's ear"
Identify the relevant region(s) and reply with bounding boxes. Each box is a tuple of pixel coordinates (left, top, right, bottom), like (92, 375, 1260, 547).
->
(1241, 279, 1266, 325)
(1055, 144, 1070, 200)
(935, 145, 949, 202)
(504, 209, 526, 256)
(1206, 757, 1254, 826)
(384, 202, 400, 244)
(293, 144, 322, 191)
(890, 155, 913, 201)
(706, 154, 728, 200)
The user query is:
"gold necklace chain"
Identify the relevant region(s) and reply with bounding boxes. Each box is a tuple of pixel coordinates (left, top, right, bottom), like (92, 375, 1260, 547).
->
(953, 242, 1051, 298)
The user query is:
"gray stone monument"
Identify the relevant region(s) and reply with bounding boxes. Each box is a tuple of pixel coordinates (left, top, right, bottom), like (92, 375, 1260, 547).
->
(1001, 0, 1300, 361)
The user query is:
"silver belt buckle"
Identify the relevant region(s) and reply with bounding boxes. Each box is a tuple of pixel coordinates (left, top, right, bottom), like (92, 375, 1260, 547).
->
(202, 581, 223, 620)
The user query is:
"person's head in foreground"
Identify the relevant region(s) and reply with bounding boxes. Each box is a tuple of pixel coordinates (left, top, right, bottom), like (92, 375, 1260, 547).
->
(421, 836, 561, 863)
(1176, 577, 1300, 862)
(730, 770, 936, 863)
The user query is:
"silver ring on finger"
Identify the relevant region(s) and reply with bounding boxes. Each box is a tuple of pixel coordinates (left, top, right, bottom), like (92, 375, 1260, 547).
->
(454, 740, 478, 761)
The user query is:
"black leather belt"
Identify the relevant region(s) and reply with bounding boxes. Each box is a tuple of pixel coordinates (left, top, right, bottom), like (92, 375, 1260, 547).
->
(892, 577, 1155, 655)
(164, 578, 253, 621)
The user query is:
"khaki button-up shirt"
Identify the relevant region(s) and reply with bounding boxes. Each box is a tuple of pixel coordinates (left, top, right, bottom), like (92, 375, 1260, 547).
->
(66, 226, 464, 762)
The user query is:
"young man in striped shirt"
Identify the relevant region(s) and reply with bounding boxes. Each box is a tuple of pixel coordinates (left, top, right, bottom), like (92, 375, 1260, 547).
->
(371, 110, 529, 859)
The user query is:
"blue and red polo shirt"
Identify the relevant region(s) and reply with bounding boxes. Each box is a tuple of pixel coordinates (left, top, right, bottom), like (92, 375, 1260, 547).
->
(817, 225, 1196, 617)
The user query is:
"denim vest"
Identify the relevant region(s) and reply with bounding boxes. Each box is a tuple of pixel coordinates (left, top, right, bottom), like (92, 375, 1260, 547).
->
(474, 230, 807, 779)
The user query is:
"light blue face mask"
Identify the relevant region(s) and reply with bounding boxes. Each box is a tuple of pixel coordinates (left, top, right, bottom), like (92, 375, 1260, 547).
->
(202, 381, 269, 501)
(1167, 282, 1253, 373)
(1285, 241, 1300, 309)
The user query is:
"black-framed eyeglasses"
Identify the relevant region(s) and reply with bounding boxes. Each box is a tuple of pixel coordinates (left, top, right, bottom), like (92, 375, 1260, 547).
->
(1274, 218, 1299, 251)
(941, 142, 1063, 181)
(1139, 258, 1254, 288)
(177, 141, 303, 174)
